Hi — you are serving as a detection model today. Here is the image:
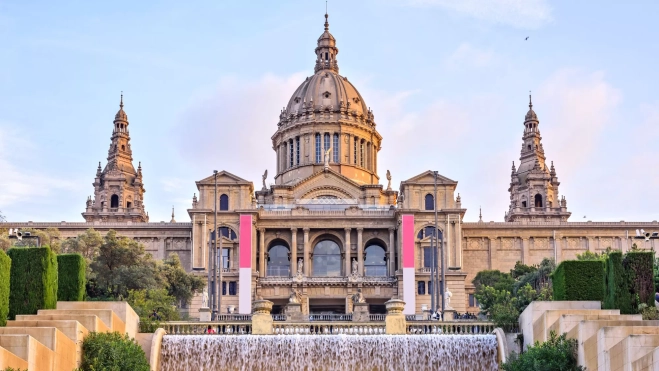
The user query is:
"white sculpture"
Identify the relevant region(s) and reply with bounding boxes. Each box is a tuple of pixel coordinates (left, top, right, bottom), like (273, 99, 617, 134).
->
(289, 288, 302, 304)
(297, 258, 304, 276)
(352, 259, 359, 276)
(386, 170, 392, 190)
(324, 147, 332, 170)
(444, 290, 453, 309)
(201, 289, 209, 308)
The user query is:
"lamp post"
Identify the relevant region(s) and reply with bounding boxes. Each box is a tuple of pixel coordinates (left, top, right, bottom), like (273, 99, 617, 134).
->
(212, 170, 218, 320)
(434, 171, 442, 319)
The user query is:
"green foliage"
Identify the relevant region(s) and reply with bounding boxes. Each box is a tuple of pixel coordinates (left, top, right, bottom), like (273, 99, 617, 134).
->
(0, 250, 11, 326)
(160, 253, 205, 307)
(654, 256, 659, 292)
(79, 331, 150, 371)
(2, 368, 27, 371)
(510, 261, 537, 280)
(638, 303, 659, 320)
(552, 260, 605, 301)
(61, 228, 103, 270)
(473, 269, 514, 295)
(127, 288, 179, 322)
(513, 258, 555, 294)
(604, 251, 632, 313)
(623, 251, 655, 311)
(7, 247, 58, 319)
(87, 230, 162, 300)
(57, 254, 86, 301)
(502, 331, 584, 371)
(12, 228, 61, 253)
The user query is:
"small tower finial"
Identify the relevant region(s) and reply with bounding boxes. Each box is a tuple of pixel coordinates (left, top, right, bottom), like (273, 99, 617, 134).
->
(324, 2, 329, 31)
(479, 206, 483, 222)
(529, 91, 532, 109)
(170, 206, 176, 223)
(120, 91, 124, 109)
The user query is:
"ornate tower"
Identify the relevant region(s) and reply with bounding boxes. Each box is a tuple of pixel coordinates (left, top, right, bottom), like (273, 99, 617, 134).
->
(82, 95, 148, 222)
(505, 96, 570, 222)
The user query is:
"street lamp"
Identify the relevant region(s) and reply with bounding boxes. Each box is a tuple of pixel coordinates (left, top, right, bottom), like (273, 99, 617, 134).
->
(212, 170, 218, 320)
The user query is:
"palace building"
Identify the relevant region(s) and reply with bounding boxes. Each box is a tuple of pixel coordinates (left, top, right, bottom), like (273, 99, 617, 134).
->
(4, 13, 657, 318)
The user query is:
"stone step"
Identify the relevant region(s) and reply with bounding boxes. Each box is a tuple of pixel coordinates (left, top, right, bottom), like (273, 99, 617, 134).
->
(6, 320, 89, 345)
(589, 325, 659, 371)
(609, 334, 659, 371)
(0, 345, 29, 370)
(631, 344, 659, 371)
(38, 309, 125, 333)
(534, 309, 621, 343)
(56, 301, 139, 337)
(0, 334, 55, 371)
(554, 313, 643, 337)
(16, 314, 110, 333)
(0, 327, 77, 371)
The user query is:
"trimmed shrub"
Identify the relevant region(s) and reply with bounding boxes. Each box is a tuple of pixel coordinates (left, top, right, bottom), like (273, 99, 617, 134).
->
(57, 254, 86, 301)
(624, 251, 655, 311)
(502, 331, 584, 371)
(80, 332, 150, 371)
(0, 250, 10, 326)
(604, 251, 632, 313)
(7, 247, 58, 319)
(552, 260, 605, 301)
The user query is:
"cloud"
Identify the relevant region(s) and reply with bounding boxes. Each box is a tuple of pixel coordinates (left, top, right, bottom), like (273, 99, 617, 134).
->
(445, 43, 497, 69)
(160, 177, 188, 193)
(171, 72, 307, 185)
(536, 69, 622, 178)
(405, 0, 552, 29)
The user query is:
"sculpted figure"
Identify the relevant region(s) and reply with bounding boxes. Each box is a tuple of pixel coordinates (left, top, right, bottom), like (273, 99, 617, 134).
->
(386, 170, 392, 190)
(201, 289, 209, 308)
(324, 147, 332, 169)
(352, 288, 366, 304)
(444, 290, 453, 308)
(297, 258, 304, 276)
(261, 169, 268, 190)
(289, 288, 301, 304)
(352, 259, 359, 276)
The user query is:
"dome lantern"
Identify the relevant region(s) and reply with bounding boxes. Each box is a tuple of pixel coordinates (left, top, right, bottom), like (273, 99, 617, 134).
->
(314, 12, 339, 74)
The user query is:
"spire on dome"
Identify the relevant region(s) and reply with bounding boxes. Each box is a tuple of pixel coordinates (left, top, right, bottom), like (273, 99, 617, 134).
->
(314, 11, 339, 73)
(525, 92, 538, 122)
(170, 206, 176, 223)
(115, 92, 128, 122)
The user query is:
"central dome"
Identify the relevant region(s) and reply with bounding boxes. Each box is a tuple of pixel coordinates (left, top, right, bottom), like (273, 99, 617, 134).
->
(285, 71, 369, 118)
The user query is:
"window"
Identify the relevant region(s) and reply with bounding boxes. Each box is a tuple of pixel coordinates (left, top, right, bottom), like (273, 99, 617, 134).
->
(354, 137, 358, 165)
(333, 134, 339, 163)
(535, 194, 543, 208)
(121, 145, 125, 151)
(425, 194, 434, 210)
(315, 134, 321, 163)
(428, 281, 433, 296)
(283, 142, 287, 168)
(527, 144, 532, 151)
(417, 226, 441, 240)
(110, 194, 119, 208)
(222, 281, 226, 295)
(423, 247, 433, 268)
(221, 248, 230, 269)
(324, 133, 330, 154)
(219, 194, 229, 210)
(312, 240, 341, 276)
(126, 201, 132, 208)
(364, 244, 387, 276)
(289, 139, 294, 167)
(417, 281, 426, 295)
(360, 140, 364, 167)
(469, 294, 478, 307)
(295, 137, 300, 165)
(267, 245, 290, 277)
(229, 281, 237, 295)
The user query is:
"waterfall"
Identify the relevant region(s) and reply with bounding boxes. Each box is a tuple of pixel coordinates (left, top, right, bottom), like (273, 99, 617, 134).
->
(160, 334, 498, 371)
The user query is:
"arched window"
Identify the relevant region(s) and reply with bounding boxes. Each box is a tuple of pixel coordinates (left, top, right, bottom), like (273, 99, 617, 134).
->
(535, 194, 543, 208)
(425, 194, 434, 210)
(364, 244, 386, 276)
(121, 145, 125, 151)
(315, 133, 321, 163)
(333, 133, 339, 162)
(312, 240, 341, 277)
(267, 244, 290, 277)
(110, 194, 119, 208)
(220, 194, 229, 210)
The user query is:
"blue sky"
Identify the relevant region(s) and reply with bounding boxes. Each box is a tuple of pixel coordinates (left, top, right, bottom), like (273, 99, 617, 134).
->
(0, 0, 657, 223)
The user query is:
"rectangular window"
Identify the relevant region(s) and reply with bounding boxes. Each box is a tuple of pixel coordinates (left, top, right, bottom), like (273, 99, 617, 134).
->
(295, 137, 300, 165)
(324, 133, 330, 154)
(333, 134, 339, 162)
(229, 281, 237, 295)
(315, 134, 321, 163)
(289, 139, 294, 167)
(222, 248, 230, 269)
(360, 140, 364, 167)
(417, 281, 426, 295)
(469, 294, 477, 307)
(222, 281, 226, 295)
(423, 248, 432, 268)
(353, 137, 358, 165)
(428, 281, 433, 296)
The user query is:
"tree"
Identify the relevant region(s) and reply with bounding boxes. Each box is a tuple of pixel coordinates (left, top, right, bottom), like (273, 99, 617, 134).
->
(510, 261, 537, 280)
(502, 331, 584, 371)
(127, 289, 179, 322)
(88, 230, 162, 299)
(513, 258, 555, 294)
(13, 228, 62, 253)
(61, 228, 103, 271)
(472, 270, 514, 294)
(79, 332, 150, 371)
(577, 247, 612, 262)
(0, 209, 5, 222)
(160, 253, 205, 307)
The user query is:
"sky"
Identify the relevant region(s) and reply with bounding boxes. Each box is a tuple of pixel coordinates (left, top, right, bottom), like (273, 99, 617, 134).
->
(0, 0, 658, 223)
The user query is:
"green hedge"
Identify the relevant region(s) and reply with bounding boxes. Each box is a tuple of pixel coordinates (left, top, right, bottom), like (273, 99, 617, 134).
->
(57, 254, 86, 302)
(552, 260, 605, 301)
(7, 247, 58, 319)
(604, 252, 632, 313)
(0, 250, 11, 326)
(80, 332, 150, 371)
(624, 251, 655, 311)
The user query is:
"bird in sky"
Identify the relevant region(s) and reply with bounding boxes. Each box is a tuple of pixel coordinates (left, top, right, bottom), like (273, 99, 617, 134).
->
(525, 36, 529, 40)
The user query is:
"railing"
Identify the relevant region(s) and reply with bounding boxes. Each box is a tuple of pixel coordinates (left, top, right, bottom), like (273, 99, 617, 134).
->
(369, 314, 386, 321)
(364, 266, 388, 277)
(309, 314, 352, 321)
(273, 322, 385, 335)
(406, 322, 496, 335)
(266, 266, 291, 277)
(271, 314, 287, 321)
(159, 322, 252, 335)
(215, 314, 252, 321)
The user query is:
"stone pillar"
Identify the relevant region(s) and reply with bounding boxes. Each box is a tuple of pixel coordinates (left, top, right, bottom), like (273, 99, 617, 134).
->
(384, 298, 406, 335)
(303, 228, 310, 276)
(352, 303, 369, 322)
(357, 228, 364, 276)
(290, 228, 297, 277)
(521, 238, 529, 264)
(251, 299, 273, 335)
(388, 228, 395, 276)
(344, 228, 351, 276)
(259, 228, 265, 278)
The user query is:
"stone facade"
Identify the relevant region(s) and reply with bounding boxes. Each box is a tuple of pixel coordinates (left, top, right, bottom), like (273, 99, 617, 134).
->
(2, 13, 658, 319)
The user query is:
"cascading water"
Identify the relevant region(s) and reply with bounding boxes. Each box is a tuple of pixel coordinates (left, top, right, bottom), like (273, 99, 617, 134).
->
(160, 334, 498, 371)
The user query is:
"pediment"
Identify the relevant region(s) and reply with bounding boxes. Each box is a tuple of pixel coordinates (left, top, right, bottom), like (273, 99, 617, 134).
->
(402, 170, 457, 185)
(291, 170, 365, 200)
(197, 170, 251, 185)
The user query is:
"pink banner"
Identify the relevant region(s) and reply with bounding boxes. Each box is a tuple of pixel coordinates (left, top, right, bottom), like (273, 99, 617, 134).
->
(239, 214, 252, 268)
(402, 214, 414, 268)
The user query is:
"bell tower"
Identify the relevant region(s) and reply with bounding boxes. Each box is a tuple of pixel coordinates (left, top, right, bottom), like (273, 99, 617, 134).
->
(505, 95, 570, 222)
(82, 94, 148, 222)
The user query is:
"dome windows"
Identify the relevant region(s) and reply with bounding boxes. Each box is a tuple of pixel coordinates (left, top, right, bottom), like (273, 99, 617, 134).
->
(323, 91, 331, 99)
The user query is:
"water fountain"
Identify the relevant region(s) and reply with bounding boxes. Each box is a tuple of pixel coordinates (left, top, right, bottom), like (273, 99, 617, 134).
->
(159, 334, 498, 371)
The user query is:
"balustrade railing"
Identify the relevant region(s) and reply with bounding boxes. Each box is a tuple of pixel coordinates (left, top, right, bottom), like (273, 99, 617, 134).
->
(215, 314, 252, 322)
(368, 314, 386, 321)
(271, 314, 287, 321)
(159, 322, 252, 335)
(273, 322, 385, 335)
(309, 314, 352, 321)
(406, 322, 496, 335)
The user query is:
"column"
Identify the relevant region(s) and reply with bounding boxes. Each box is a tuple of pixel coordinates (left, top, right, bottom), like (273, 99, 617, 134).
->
(291, 228, 298, 277)
(303, 228, 310, 276)
(259, 228, 265, 277)
(357, 228, 364, 275)
(344, 228, 351, 275)
(521, 238, 529, 264)
(388, 228, 395, 276)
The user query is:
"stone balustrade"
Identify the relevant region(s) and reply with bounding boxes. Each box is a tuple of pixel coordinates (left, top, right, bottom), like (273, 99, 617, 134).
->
(407, 322, 497, 335)
(273, 323, 386, 335)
